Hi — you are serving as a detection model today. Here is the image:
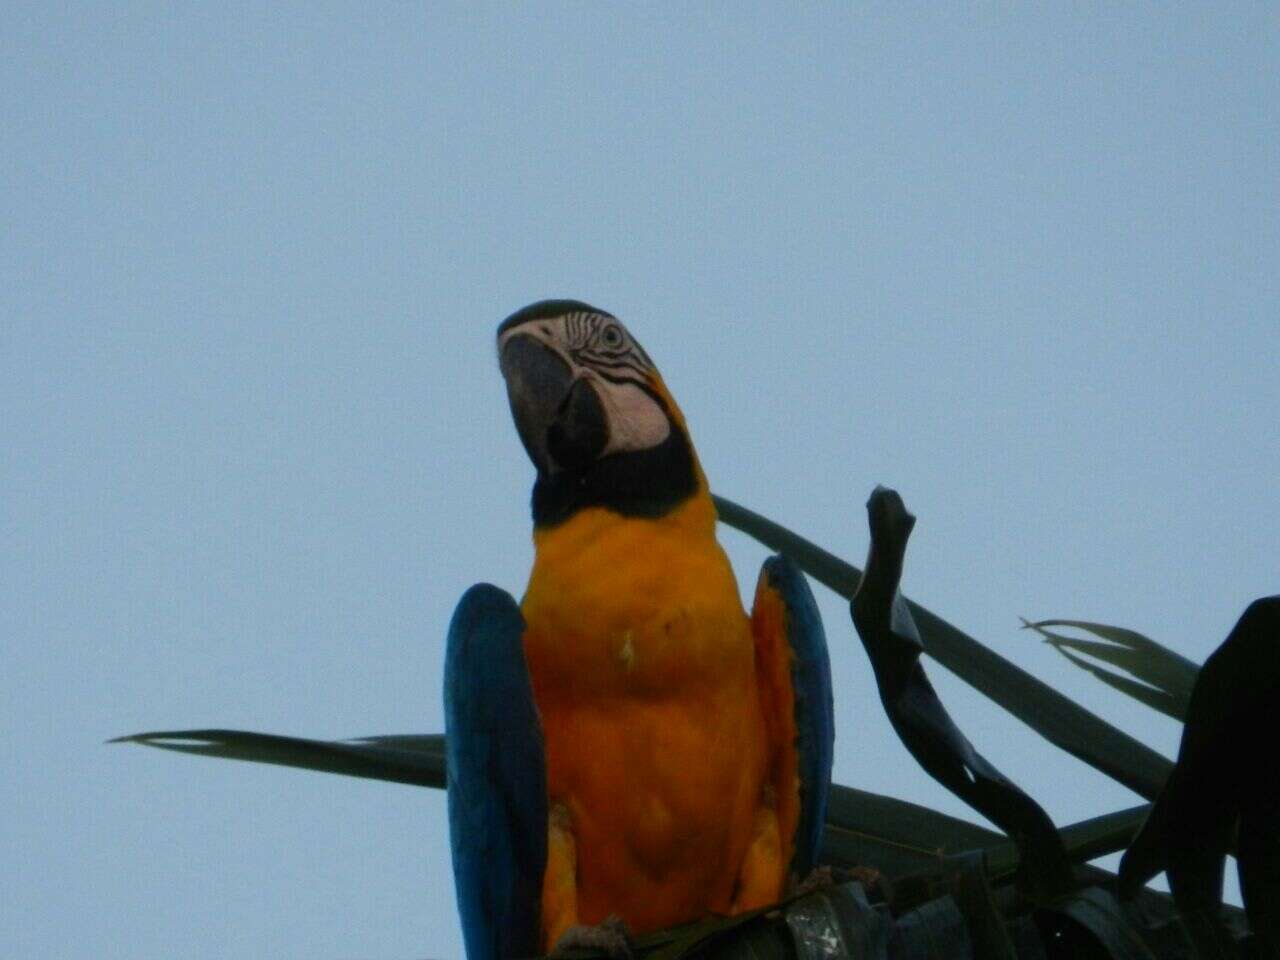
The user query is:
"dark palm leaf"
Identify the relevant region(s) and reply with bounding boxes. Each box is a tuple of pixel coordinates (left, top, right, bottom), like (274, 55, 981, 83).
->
(848, 487, 1073, 902)
(712, 495, 1172, 800)
(1119, 597, 1280, 955)
(108, 729, 446, 788)
(1021, 618, 1197, 721)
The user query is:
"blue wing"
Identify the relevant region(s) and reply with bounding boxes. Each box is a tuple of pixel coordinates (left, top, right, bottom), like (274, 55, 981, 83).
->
(759, 555, 834, 878)
(444, 584, 546, 960)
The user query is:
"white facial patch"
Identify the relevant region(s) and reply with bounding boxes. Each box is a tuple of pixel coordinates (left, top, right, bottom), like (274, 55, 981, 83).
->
(594, 377, 671, 455)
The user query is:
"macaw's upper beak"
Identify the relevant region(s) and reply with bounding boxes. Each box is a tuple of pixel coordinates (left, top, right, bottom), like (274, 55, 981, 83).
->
(500, 334, 607, 474)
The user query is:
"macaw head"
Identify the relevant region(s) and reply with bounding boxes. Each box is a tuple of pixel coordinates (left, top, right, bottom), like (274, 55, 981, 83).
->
(497, 299, 704, 527)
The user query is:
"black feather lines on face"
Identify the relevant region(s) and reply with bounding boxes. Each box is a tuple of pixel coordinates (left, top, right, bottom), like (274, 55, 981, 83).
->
(570, 314, 654, 384)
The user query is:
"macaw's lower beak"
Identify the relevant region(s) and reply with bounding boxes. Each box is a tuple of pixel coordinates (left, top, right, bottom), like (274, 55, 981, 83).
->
(500, 334, 607, 474)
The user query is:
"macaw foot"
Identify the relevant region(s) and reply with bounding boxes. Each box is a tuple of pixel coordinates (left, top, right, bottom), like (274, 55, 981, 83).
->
(553, 914, 634, 960)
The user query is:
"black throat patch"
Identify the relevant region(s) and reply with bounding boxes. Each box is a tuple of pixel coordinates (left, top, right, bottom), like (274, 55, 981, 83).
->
(530, 421, 699, 528)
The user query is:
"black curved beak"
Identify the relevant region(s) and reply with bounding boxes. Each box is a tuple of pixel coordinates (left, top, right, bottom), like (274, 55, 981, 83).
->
(500, 334, 607, 473)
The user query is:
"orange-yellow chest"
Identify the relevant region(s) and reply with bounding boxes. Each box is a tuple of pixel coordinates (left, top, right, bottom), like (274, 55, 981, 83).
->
(520, 497, 770, 930)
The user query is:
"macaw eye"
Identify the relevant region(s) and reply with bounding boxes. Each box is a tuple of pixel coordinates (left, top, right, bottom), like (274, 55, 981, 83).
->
(602, 325, 623, 348)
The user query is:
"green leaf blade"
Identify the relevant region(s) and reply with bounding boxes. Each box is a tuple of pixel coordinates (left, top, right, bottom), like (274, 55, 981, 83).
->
(112, 729, 446, 789)
(1023, 618, 1198, 720)
(713, 494, 1173, 799)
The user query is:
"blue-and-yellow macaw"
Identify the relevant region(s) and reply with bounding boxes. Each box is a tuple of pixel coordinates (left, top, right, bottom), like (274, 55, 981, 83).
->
(444, 301, 834, 960)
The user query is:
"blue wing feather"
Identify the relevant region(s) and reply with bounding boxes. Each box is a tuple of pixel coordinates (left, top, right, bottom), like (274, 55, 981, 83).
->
(760, 555, 834, 878)
(443, 584, 546, 960)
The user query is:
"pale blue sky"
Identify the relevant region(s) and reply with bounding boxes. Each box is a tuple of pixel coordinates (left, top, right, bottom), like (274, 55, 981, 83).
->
(4, 4, 1277, 958)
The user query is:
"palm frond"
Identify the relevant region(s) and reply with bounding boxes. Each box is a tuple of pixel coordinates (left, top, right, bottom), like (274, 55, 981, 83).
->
(712, 495, 1173, 799)
(108, 729, 445, 788)
(1021, 618, 1197, 721)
